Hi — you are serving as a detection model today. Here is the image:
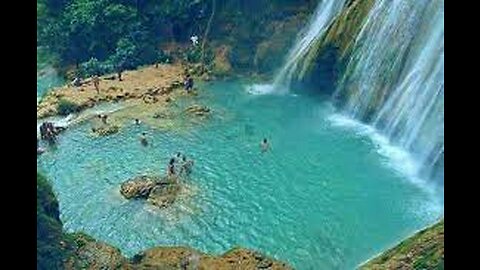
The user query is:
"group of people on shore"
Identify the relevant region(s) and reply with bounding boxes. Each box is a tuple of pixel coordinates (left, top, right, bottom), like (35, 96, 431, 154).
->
(71, 72, 124, 94)
(71, 74, 101, 94)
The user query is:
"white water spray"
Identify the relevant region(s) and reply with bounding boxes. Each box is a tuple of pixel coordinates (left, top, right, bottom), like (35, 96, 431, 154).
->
(335, 0, 444, 183)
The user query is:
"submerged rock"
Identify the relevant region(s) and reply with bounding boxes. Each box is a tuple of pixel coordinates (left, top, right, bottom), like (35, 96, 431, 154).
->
(119, 175, 159, 199)
(120, 175, 181, 208)
(184, 104, 211, 116)
(153, 111, 171, 119)
(147, 181, 181, 208)
(92, 125, 120, 136)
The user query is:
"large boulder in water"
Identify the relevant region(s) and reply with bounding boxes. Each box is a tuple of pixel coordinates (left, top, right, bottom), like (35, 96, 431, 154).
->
(119, 175, 159, 199)
(147, 181, 181, 208)
(120, 175, 181, 208)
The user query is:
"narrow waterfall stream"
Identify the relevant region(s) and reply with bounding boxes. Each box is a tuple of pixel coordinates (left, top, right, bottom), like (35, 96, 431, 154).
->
(247, 0, 346, 95)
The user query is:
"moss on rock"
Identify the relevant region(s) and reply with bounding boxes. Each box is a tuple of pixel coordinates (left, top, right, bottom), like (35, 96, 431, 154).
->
(360, 219, 444, 270)
(37, 173, 71, 270)
(300, 0, 376, 79)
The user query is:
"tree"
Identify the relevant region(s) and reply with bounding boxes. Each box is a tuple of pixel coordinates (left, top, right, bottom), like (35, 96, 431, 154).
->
(80, 57, 103, 77)
(109, 38, 139, 73)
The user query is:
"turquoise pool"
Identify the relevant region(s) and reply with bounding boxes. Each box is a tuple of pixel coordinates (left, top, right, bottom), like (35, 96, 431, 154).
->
(37, 80, 443, 269)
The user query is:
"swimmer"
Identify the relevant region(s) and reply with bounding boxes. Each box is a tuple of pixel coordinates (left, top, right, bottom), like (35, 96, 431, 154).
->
(260, 138, 269, 153)
(134, 118, 141, 125)
(37, 139, 45, 155)
(140, 132, 148, 146)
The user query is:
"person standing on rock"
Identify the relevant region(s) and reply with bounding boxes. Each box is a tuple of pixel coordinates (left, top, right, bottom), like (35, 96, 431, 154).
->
(167, 158, 176, 178)
(98, 114, 108, 125)
(93, 74, 100, 94)
(117, 70, 123, 81)
(72, 76, 82, 87)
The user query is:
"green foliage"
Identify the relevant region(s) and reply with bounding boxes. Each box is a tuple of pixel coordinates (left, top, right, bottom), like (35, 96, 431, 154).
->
(184, 46, 203, 63)
(37, 173, 69, 270)
(38, 0, 318, 75)
(109, 38, 140, 71)
(157, 50, 173, 64)
(57, 99, 79, 115)
(79, 57, 103, 76)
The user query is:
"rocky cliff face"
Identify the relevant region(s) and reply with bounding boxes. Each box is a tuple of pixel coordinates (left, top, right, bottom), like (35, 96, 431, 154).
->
(37, 173, 71, 269)
(209, 1, 318, 78)
(37, 173, 292, 270)
(360, 220, 444, 270)
(307, 0, 375, 61)
(285, 0, 376, 92)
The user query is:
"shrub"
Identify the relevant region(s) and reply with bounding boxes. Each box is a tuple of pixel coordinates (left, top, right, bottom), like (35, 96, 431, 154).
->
(79, 57, 116, 77)
(57, 99, 79, 115)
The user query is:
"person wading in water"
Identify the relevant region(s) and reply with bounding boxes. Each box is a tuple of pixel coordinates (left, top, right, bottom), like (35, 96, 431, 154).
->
(167, 158, 176, 179)
(179, 155, 195, 176)
(261, 138, 270, 153)
(140, 132, 148, 146)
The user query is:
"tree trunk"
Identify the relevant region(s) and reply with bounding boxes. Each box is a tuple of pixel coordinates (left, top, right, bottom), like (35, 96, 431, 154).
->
(201, 0, 216, 73)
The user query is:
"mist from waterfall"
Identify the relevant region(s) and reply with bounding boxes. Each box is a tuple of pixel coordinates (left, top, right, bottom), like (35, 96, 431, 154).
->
(334, 0, 444, 184)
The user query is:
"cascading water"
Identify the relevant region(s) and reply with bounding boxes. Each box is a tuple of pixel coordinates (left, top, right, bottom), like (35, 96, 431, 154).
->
(247, 0, 346, 95)
(273, 0, 346, 91)
(334, 0, 444, 185)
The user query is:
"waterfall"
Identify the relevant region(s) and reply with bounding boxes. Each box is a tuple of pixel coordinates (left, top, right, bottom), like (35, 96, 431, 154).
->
(247, 0, 346, 95)
(273, 0, 346, 92)
(334, 0, 444, 184)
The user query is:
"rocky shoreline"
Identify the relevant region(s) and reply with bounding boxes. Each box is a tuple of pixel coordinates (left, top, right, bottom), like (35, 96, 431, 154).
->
(66, 235, 293, 270)
(360, 219, 444, 269)
(37, 63, 213, 143)
(37, 63, 194, 120)
(37, 173, 293, 270)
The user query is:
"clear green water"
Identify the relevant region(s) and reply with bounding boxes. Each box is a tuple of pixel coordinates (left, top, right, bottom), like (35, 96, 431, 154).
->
(37, 80, 443, 269)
